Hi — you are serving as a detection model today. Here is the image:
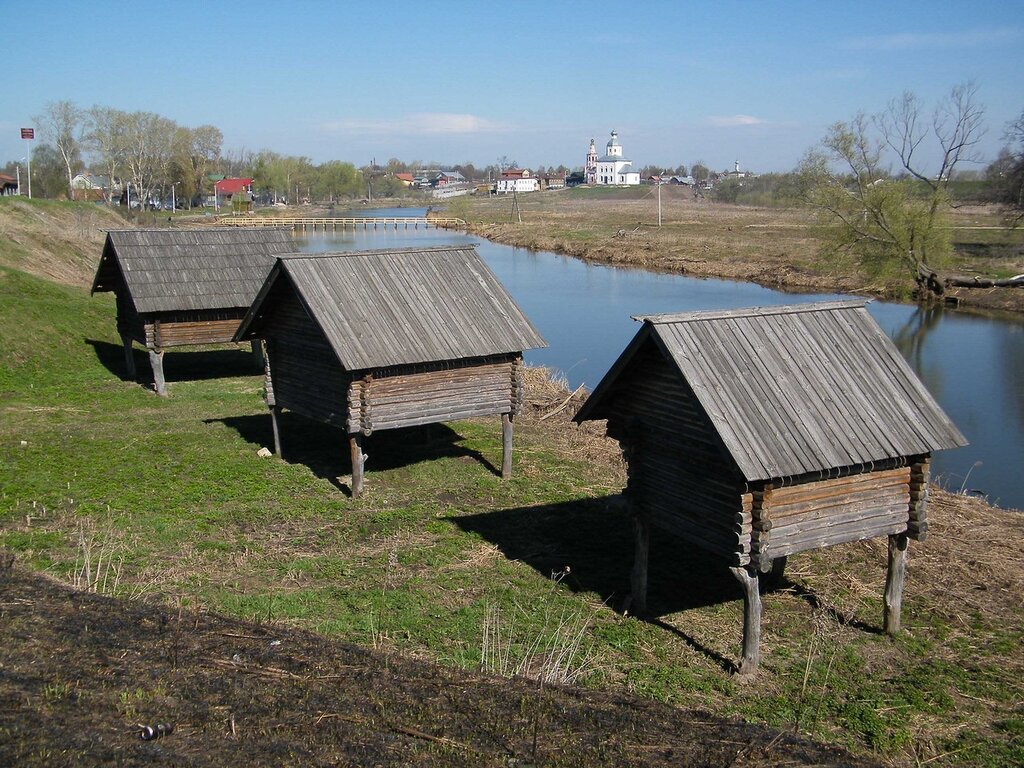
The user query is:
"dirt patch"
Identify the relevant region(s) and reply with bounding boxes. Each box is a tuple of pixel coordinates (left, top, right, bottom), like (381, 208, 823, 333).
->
(0, 563, 875, 767)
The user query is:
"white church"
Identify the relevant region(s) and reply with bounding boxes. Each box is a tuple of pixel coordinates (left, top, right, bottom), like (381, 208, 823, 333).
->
(585, 130, 641, 186)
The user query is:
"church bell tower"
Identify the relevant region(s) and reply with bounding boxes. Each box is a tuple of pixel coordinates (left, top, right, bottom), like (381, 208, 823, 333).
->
(585, 138, 598, 184)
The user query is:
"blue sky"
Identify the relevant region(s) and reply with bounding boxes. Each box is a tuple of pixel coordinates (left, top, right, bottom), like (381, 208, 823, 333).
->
(2, 0, 1022, 174)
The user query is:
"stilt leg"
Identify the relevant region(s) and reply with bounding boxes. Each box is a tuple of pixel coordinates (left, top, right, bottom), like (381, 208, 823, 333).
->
(884, 533, 909, 635)
(730, 566, 762, 677)
(250, 339, 265, 370)
(501, 413, 513, 479)
(149, 349, 166, 396)
(121, 332, 136, 379)
(761, 555, 788, 592)
(350, 433, 365, 497)
(269, 405, 282, 456)
(630, 513, 650, 615)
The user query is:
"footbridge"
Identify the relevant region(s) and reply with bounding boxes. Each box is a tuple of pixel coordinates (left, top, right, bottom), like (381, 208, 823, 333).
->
(216, 216, 467, 231)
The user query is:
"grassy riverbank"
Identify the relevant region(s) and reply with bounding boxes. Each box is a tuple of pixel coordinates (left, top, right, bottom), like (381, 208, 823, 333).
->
(0, 197, 1022, 765)
(439, 187, 1024, 314)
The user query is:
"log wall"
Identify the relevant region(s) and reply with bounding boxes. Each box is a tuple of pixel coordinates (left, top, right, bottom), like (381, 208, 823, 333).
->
(141, 309, 248, 348)
(756, 466, 912, 562)
(605, 343, 752, 565)
(263, 291, 353, 429)
(346, 356, 520, 434)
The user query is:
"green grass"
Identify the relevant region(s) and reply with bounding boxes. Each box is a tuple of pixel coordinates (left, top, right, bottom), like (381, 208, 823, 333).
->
(1, 263, 1021, 766)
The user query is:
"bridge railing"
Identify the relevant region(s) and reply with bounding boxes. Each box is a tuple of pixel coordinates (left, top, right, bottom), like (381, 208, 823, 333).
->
(215, 215, 467, 230)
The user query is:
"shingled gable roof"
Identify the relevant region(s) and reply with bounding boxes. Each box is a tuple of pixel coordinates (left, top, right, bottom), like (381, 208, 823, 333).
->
(91, 228, 295, 313)
(575, 300, 967, 483)
(235, 245, 547, 371)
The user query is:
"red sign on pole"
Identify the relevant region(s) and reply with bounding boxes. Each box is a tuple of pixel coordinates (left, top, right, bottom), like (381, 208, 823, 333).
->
(21, 128, 34, 139)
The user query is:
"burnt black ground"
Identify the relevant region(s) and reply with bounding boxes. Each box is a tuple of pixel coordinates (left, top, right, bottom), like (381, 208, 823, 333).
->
(0, 562, 876, 767)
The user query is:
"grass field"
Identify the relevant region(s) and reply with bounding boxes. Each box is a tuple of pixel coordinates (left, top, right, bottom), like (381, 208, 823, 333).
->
(1, 198, 1022, 765)
(1, 274, 1022, 764)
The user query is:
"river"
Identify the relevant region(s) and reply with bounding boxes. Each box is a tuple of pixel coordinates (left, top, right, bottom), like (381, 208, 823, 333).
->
(295, 208, 1024, 510)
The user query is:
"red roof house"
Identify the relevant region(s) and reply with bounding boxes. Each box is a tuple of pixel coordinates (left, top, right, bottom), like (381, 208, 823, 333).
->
(215, 178, 253, 197)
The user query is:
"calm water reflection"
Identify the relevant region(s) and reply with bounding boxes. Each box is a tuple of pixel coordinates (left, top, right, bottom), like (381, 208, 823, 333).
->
(296, 215, 1024, 510)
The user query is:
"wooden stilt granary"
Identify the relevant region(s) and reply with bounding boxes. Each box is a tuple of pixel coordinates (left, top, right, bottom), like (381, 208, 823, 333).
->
(574, 300, 967, 676)
(233, 245, 547, 496)
(91, 228, 295, 394)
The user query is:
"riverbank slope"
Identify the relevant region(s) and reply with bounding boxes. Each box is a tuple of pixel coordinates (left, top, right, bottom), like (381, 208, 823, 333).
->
(440, 187, 1024, 315)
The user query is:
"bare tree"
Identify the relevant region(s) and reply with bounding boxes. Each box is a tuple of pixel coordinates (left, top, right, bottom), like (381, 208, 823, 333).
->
(121, 111, 177, 206)
(85, 106, 130, 202)
(34, 100, 86, 197)
(799, 82, 986, 297)
(986, 108, 1024, 221)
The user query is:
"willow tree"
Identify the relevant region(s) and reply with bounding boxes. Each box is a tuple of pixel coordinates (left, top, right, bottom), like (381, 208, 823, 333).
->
(799, 83, 985, 297)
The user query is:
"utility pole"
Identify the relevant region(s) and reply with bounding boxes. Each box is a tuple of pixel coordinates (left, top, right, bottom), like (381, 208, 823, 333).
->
(657, 180, 662, 226)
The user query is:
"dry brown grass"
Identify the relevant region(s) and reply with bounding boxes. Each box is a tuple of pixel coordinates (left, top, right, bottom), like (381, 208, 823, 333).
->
(450, 189, 1024, 313)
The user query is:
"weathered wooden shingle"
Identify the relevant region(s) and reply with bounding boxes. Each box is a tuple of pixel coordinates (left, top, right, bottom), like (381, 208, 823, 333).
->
(577, 300, 967, 483)
(91, 228, 295, 312)
(237, 245, 547, 369)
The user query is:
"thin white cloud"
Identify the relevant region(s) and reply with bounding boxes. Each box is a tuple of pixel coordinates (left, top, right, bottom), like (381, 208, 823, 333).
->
(322, 112, 511, 135)
(843, 27, 1023, 51)
(706, 115, 767, 127)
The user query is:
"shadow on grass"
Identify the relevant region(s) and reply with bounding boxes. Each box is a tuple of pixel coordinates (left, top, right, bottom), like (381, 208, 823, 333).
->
(210, 412, 500, 495)
(453, 497, 758, 673)
(86, 338, 262, 386)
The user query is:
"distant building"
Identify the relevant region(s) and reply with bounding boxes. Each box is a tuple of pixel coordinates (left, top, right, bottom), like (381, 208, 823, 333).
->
(435, 170, 465, 187)
(395, 173, 415, 187)
(585, 139, 599, 184)
(586, 131, 641, 186)
(540, 173, 566, 190)
(71, 173, 110, 202)
(495, 169, 539, 194)
(0, 173, 18, 196)
(215, 178, 254, 212)
(722, 160, 755, 181)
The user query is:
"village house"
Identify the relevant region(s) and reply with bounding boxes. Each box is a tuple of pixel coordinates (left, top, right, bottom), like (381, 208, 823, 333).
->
(215, 177, 254, 212)
(495, 168, 539, 194)
(434, 170, 465, 187)
(70, 173, 110, 202)
(540, 173, 566, 190)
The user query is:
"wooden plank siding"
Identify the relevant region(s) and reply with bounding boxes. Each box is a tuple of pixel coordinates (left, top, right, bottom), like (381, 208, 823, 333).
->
(761, 466, 912, 559)
(141, 309, 248, 348)
(350, 358, 520, 434)
(261, 289, 353, 429)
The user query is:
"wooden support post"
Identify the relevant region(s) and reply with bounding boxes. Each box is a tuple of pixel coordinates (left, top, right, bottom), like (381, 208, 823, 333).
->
(730, 566, 762, 677)
(501, 413, 513, 479)
(250, 339, 265, 370)
(630, 513, 650, 615)
(350, 433, 365, 497)
(149, 349, 167, 396)
(884, 533, 909, 635)
(121, 332, 136, 379)
(269, 405, 282, 457)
